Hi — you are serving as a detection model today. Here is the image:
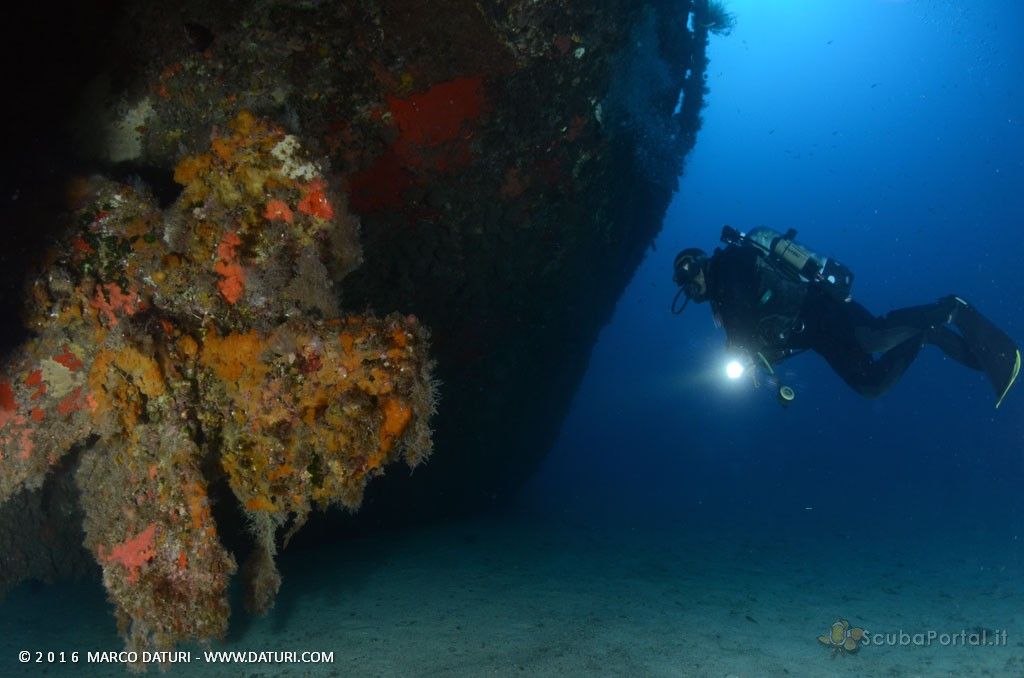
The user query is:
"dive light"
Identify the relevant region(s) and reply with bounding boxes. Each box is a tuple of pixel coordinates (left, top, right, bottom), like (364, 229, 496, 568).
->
(723, 351, 797, 407)
(725, 360, 745, 380)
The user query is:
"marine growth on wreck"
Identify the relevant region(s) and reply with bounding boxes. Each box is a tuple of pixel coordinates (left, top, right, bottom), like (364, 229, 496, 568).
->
(0, 0, 711, 667)
(0, 112, 436, 658)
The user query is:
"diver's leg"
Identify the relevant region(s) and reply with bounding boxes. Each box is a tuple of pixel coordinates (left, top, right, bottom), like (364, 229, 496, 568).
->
(830, 338, 924, 398)
(880, 301, 952, 329)
(811, 294, 1016, 402)
(868, 336, 929, 395)
(812, 325, 923, 398)
(809, 298, 927, 398)
(854, 300, 952, 353)
(854, 325, 920, 353)
(924, 326, 982, 370)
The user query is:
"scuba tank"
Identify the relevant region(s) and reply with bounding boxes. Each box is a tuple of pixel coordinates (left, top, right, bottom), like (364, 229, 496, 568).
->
(722, 225, 854, 301)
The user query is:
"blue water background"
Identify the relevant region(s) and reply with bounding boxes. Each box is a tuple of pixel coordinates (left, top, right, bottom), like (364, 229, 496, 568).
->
(524, 0, 1024, 541)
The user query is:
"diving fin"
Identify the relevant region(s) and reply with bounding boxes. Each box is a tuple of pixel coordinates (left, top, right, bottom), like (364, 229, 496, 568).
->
(953, 303, 1021, 408)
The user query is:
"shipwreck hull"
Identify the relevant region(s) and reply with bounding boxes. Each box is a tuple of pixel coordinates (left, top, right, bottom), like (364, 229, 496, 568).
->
(0, 0, 711, 607)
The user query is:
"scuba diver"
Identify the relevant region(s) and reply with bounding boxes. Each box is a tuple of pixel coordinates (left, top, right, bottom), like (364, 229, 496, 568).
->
(673, 226, 1021, 407)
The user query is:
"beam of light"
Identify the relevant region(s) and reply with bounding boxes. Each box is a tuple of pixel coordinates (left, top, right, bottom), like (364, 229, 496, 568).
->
(725, 360, 745, 380)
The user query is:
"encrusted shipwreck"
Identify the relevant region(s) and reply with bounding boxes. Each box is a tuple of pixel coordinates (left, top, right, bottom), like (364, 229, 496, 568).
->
(0, 0, 714, 662)
(0, 112, 435, 655)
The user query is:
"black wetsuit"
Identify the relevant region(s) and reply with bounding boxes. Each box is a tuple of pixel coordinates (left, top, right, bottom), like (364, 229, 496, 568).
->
(705, 244, 981, 398)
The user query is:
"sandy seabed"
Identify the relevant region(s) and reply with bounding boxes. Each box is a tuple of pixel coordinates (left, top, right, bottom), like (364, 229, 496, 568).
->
(3, 511, 1023, 677)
